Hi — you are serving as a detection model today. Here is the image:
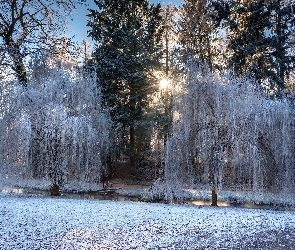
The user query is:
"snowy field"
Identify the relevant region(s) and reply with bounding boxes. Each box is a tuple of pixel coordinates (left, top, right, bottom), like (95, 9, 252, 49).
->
(1, 195, 295, 250)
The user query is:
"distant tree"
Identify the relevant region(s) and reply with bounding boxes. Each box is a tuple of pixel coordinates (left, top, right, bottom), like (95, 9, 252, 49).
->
(151, 3, 178, 149)
(0, 0, 83, 86)
(267, 0, 295, 94)
(228, 1, 270, 81)
(87, 0, 163, 173)
(81, 39, 92, 64)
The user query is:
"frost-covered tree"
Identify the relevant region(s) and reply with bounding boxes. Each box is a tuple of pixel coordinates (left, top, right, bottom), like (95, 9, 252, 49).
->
(0, 83, 31, 182)
(0, 53, 111, 190)
(0, 0, 84, 86)
(87, 0, 163, 173)
(164, 63, 295, 201)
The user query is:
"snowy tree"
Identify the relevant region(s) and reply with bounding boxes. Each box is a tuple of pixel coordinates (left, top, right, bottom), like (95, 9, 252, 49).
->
(0, 52, 112, 191)
(164, 63, 295, 202)
(0, 0, 84, 86)
(0, 83, 31, 183)
(87, 0, 163, 174)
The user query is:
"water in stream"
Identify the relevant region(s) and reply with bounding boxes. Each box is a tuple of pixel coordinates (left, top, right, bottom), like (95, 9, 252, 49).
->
(2, 187, 294, 211)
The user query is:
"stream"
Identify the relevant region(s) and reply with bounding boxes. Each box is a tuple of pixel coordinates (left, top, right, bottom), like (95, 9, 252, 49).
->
(2, 187, 294, 211)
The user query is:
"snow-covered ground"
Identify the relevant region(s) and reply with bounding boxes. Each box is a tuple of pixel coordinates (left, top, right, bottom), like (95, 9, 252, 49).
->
(1, 195, 295, 249)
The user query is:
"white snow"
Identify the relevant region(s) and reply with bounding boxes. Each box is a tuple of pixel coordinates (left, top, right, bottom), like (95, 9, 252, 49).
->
(1, 195, 295, 249)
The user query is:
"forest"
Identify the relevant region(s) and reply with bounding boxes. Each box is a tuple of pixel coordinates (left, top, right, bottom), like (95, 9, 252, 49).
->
(0, 0, 295, 204)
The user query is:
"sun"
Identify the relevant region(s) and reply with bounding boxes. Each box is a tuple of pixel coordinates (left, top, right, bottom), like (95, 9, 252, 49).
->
(160, 78, 170, 89)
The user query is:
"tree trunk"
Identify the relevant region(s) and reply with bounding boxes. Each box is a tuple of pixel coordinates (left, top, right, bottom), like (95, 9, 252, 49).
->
(14, 57, 27, 87)
(50, 183, 61, 196)
(165, 29, 169, 76)
(275, 0, 285, 93)
(129, 126, 135, 173)
(211, 188, 218, 206)
(7, 44, 27, 87)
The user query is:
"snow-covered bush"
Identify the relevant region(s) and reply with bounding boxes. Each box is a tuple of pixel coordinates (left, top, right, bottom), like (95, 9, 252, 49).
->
(0, 63, 111, 189)
(142, 178, 165, 202)
(164, 63, 295, 201)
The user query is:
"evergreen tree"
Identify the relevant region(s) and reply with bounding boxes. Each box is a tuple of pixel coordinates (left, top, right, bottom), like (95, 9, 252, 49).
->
(156, 4, 178, 145)
(161, 3, 178, 76)
(178, 0, 218, 69)
(267, 0, 295, 93)
(87, 0, 163, 172)
(212, 0, 295, 95)
(228, 1, 271, 83)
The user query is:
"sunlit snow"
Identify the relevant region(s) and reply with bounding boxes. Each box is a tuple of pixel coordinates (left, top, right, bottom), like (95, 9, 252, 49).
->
(0, 195, 294, 249)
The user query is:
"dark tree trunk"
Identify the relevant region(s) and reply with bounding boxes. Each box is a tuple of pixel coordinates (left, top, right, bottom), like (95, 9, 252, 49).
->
(15, 58, 27, 87)
(50, 183, 61, 196)
(275, 0, 285, 92)
(7, 44, 27, 87)
(211, 188, 218, 206)
(129, 126, 135, 173)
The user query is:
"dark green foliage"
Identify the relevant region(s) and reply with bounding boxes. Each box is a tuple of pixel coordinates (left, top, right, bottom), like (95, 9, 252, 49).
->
(228, 1, 271, 80)
(212, 0, 295, 95)
(87, 0, 163, 169)
(178, 0, 218, 69)
(210, 0, 230, 27)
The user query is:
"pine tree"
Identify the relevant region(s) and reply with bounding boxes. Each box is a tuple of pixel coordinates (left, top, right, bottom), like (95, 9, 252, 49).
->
(161, 3, 178, 76)
(178, 0, 218, 69)
(228, 1, 271, 82)
(212, 0, 295, 95)
(267, 0, 295, 94)
(87, 0, 163, 172)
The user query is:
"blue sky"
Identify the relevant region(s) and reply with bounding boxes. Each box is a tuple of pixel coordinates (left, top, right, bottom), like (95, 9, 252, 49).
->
(69, 1, 182, 44)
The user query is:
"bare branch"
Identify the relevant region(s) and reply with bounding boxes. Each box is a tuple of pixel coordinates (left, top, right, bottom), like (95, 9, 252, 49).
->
(0, 0, 82, 84)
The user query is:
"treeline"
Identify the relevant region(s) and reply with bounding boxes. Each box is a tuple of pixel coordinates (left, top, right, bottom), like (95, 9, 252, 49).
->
(0, 0, 295, 195)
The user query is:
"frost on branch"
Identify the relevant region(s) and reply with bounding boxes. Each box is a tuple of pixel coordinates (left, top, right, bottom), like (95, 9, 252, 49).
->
(0, 65, 111, 189)
(164, 63, 295, 201)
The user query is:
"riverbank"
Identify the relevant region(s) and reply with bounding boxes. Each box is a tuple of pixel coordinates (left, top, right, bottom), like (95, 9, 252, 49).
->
(1, 178, 295, 211)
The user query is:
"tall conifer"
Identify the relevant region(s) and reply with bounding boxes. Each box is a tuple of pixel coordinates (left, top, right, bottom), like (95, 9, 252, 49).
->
(87, 0, 163, 172)
(212, 0, 295, 95)
(178, 0, 218, 69)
